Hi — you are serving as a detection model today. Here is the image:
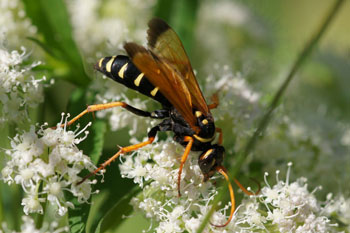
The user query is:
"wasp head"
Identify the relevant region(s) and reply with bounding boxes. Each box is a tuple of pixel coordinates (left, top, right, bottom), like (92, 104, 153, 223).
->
(194, 111, 215, 138)
(198, 144, 225, 181)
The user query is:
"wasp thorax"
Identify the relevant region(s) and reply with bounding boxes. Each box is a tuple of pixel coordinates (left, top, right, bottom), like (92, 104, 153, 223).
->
(198, 145, 225, 181)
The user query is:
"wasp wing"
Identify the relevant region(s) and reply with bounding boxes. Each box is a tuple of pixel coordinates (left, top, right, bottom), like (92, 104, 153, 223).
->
(124, 42, 198, 129)
(147, 18, 210, 116)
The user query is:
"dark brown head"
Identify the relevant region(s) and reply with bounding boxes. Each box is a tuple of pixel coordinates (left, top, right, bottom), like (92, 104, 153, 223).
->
(194, 110, 216, 139)
(198, 144, 225, 181)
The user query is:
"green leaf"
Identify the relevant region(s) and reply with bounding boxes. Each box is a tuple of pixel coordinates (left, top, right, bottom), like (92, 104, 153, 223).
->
(22, 0, 89, 86)
(153, 0, 175, 22)
(153, 0, 199, 55)
(27, 37, 59, 59)
(67, 193, 91, 233)
(86, 121, 107, 165)
(94, 186, 141, 233)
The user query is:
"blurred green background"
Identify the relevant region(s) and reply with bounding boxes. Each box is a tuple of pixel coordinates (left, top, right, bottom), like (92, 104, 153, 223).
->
(0, 0, 349, 232)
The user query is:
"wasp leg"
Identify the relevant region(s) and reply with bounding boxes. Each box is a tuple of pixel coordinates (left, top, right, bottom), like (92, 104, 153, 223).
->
(216, 127, 223, 145)
(208, 92, 219, 109)
(177, 136, 194, 197)
(56, 101, 168, 128)
(77, 137, 154, 185)
(78, 123, 167, 185)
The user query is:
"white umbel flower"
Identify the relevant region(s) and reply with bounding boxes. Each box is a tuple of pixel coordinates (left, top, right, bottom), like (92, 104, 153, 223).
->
(228, 163, 337, 233)
(1, 113, 97, 216)
(0, 44, 49, 124)
(0, 0, 37, 47)
(123, 151, 341, 232)
(66, 0, 155, 58)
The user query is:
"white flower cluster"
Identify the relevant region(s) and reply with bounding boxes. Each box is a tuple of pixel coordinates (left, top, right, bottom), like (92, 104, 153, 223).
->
(0, 215, 68, 233)
(120, 139, 227, 233)
(0, 45, 48, 124)
(256, 112, 350, 197)
(242, 163, 333, 232)
(214, 163, 339, 232)
(121, 147, 341, 233)
(66, 0, 155, 58)
(324, 194, 350, 228)
(0, 0, 37, 48)
(1, 113, 97, 216)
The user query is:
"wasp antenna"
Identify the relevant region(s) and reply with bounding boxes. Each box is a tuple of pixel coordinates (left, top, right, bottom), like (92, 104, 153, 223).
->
(233, 177, 260, 196)
(91, 110, 96, 120)
(211, 166, 235, 228)
(77, 166, 104, 185)
(249, 177, 261, 195)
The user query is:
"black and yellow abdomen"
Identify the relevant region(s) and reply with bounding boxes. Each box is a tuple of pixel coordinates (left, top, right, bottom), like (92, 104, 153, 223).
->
(95, 55, 171, 107)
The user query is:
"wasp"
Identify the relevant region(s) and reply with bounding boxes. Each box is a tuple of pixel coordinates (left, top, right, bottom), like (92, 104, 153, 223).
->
(65, 18, 255, 227)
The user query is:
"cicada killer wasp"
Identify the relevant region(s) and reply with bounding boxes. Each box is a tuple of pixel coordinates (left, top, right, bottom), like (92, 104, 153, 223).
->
(65, 18, 257, 227)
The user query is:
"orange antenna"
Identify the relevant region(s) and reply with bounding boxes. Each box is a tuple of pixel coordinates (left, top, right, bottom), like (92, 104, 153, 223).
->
(211, 166, 235, 228)
(233, 178, 261, 195)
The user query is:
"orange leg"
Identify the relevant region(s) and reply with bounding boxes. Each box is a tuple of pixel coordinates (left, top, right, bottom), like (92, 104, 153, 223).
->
(54, 102, 128, 128)
(78, 136, 155, 185)
(177, 136, 194, 197)
(216, 128, 223, 145)
(208, 93, 219, 109)
(55, 101, 161, 129)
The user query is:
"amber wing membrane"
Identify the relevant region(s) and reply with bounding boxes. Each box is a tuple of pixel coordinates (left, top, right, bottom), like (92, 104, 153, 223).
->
(124, 43, 198, 129)
(147, 18, 210, 116)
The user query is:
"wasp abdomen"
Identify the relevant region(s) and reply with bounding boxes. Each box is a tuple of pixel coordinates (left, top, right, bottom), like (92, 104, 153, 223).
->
(96, 55, 170, 106)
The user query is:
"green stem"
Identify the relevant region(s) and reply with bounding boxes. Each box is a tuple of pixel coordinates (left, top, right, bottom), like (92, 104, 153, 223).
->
(7, 125, 22, 229)
(35, 182, 46, 229)
(196, 0, 345, 232)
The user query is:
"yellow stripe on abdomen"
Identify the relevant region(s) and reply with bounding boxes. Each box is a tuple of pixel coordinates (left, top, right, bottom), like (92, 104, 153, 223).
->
(118, 63, 128, 78)
(150, 87, 159, 96)
(106, 56, 116, 72)
(98, 58, 104, 69)
(134, 73, 144, 86)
